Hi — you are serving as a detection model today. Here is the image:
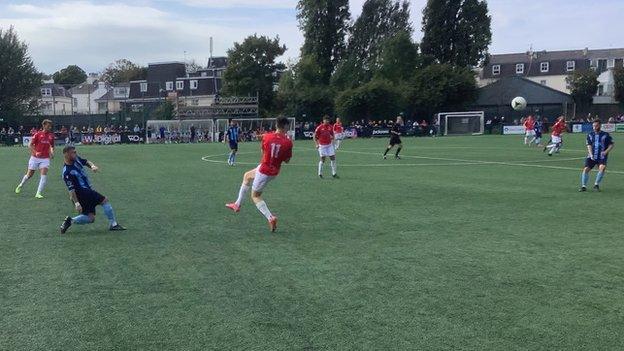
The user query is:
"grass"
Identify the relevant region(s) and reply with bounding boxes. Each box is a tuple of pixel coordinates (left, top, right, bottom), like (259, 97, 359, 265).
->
(1, 134, 623, 350)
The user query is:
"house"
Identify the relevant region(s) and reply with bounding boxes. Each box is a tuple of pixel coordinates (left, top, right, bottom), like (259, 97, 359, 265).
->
(472, 76, 575, 121)
(126, 61, 223, 113)
(479, 48, 624, 104)
(69, 81, 109, 114)
(38, 83, 73, 116)
(94, 83, 130, 114)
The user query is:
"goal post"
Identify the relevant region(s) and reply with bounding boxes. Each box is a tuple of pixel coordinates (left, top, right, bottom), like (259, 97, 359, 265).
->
(145, 119, 215, 143)
(215, 118, 296, 142)
(437, 111, 485, 136)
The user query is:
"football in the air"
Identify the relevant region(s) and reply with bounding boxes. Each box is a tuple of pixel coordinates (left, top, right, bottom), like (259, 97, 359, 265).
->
(511, 96, 527, 111)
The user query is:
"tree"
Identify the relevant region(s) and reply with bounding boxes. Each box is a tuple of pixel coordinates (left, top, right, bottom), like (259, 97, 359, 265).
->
(613, 67, 624, 104)
(407, 64, 478, 118)
(333, 0, 412, 89)
(566, 70, 599, 112)
(375, 31, 421, 83)
(421, 0, 492, 67)
(277, 56, 335, 119)
(0, 26, 42, 120)
(52, 65, 87, 88)
(185, 59, 203, 74)
(102, 59, 147, 84)
(297, 0, 351, 84)
(335, 79, 404, 122)
(223, 35, 286, 115)
(152, 100, 175, 120)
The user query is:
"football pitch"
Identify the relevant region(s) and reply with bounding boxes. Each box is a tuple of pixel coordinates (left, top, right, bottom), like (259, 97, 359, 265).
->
(1, 135, 623, 350)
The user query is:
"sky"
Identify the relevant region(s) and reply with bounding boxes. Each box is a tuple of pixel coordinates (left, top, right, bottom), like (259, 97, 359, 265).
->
(1, 0, 623, 74)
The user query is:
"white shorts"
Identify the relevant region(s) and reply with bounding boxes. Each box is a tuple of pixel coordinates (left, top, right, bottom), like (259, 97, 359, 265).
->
(28, 156, 50, 170)
(318, 144, 336, 157)
(525, 130, 536, 137)
(252, 167, 275, 192)
(334, 132, 344, 140)
(551, 136, 562, 144)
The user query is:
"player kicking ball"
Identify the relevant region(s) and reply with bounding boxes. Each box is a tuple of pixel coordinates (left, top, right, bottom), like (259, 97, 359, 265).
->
(383, 116, 404, 159)
(224, 120, 241, 166)
(60, 146, 126, 234)
(314, 115, 338, 178)
(544, 116, 566, 156)
(225, 117, 293, 232)
(15, 119, 55, 199)
(580, 120, 614, 192)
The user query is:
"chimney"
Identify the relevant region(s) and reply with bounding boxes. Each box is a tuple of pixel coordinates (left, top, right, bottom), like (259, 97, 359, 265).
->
(583, 47, 589, 56)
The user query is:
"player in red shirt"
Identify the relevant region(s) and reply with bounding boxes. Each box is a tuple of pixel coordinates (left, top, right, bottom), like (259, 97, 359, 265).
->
(523, 115, 536, 145)
(15, 119, 55, 198)
(333, 117, 344, 150)
(314, 115, 338, 178)
(226, 117, 293, 232)
(544, 116, 567, 156)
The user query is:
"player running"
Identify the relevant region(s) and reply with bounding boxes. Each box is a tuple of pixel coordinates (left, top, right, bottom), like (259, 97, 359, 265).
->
(15, 119, 55, 199)
(224, 120, 241, 166)
(333, 117, 344, 150)
(225, 117, 293, 232)
(59, 146, 126, 234)
(383, 116, 404, 160)
(533, 118, 544, 146)
(544, 116, 566, 156)
(314, 115, 338, 178)
(580, 120, 614, 192)
(523, 115, 536, 145)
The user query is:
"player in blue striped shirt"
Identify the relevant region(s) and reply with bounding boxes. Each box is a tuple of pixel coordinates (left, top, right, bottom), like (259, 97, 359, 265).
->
(225, 121, 241, 166)
(580, 121, 615, 192)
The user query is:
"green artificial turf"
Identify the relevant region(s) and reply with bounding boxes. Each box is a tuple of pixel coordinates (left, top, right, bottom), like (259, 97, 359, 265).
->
(1, 135, 623, 350)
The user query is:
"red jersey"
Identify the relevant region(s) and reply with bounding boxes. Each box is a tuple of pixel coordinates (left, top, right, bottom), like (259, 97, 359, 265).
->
(314, 124, 334, 145)
(523, 119, 535, 130)
(551, 121, 566, 137)
(31, 130, 55, 158)
(258, 132, 293, 176)
(333, 122, 344, 134)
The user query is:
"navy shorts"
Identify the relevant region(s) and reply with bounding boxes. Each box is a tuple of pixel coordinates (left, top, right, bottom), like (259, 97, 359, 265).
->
(585, 157, 607, 169)
(390, 136, 402, 146)
(77, 189, 106, 215)
(229, 141, 239, 150)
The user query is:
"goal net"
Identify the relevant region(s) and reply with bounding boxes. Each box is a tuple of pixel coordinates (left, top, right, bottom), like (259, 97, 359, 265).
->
(145, 119, 215, 143)
(215, 118, 296, 142)
(437, 111, 484, 136)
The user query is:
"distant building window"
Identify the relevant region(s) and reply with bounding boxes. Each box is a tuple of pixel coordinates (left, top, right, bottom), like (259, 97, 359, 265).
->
(140, 82, 148, 92)
(540, 80, 547, 85)
(41, 88, 52, 96)
(114, 87, 127, 96)
(190, 80, 198, 90)
(492, 65, 501, 75)
(166, 81, 174, 91)
(201, 72, 208, 77)
(540, 62, 549, 73)
(607, 59, 615, 68)
(597, 84, 605, 96)
(176, 81, 184, 90)
(566, 61, 576, 72)
(191, 99, 199, 106)
(515, 63, 525, 74)
(73, 98, 78, 107)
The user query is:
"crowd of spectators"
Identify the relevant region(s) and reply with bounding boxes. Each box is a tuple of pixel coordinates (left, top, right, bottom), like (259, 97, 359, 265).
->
(296, 118, 439, 138)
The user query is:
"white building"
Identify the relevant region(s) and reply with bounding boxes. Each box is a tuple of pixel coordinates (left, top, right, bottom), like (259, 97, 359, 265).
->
(69, 81, 109, 114)
(38, 83, 73, 116)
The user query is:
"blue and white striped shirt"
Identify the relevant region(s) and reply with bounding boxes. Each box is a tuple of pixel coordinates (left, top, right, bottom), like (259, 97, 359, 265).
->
(587, 131, 614, 161)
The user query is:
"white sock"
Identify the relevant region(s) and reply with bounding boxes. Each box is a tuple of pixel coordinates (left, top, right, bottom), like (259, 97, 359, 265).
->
(18, 175, 29, 187)
(255, 200, 273, 220)
(330, 160, 337, 175)
(235, 184, 250, 206)
(37, 175, 47, 194)
(524, 137, 529, 145)
(318, 161, 323, 176)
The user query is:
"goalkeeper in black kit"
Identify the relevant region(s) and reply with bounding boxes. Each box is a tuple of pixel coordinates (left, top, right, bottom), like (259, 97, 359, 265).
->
(383, 116, 404, 160)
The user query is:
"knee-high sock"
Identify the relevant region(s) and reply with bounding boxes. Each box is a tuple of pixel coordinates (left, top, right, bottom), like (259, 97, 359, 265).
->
(18, 175, 30, 187)
(102, 203, 118, 226)
(318, 161, 324, 176)
(72, 214, 92, 225)
(549, 143, 560, 155)
(36, 175, 47, 194)
(231, 152, 236, 164)
(595, 171, 605, 185)
(524, 136, 529, 145)
(395, 147, 402, 157)
(383, 147, 391, 156)
(235, 184, 250, 207)
(581, 171, 589, 187)
(330, 160, 337, 175)
(255, 200, 273, 220)
(335, 139, 341, 149)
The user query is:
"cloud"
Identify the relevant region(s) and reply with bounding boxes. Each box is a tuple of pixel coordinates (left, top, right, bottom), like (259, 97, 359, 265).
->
(171, 0, 298, 8)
